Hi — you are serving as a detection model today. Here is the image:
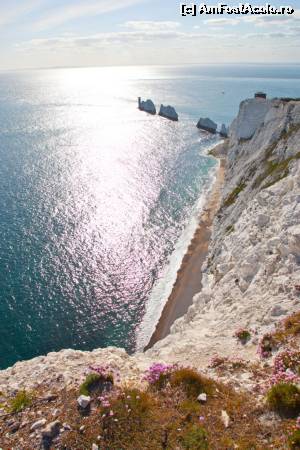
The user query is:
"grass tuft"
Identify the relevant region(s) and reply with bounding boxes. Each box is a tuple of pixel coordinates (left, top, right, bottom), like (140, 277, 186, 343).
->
(181, 424, 209, 449)
(288, 429, 300, 449)
(170, 368, 214, 398)
(9, 390, 33, 413)
(223, 182, 246, 207)
(267, 383, 300, 418)
(79, 373, 113, 397)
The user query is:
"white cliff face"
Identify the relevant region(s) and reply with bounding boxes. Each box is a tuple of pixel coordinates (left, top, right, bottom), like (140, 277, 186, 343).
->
(229, 97, 272, 141)
(148, 99, 300, 367)
(0, 98, 299, 393)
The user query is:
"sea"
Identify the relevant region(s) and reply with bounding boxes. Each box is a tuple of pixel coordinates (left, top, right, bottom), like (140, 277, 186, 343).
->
(0, 64, 300, 369)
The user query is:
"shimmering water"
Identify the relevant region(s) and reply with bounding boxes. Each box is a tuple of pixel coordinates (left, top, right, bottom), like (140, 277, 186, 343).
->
(1, 64, 300, 369)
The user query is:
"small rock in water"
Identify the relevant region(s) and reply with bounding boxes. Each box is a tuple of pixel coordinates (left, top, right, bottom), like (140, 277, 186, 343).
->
(197, 393, 207, 403)
(41, 420, 61, 438)
(92, 444, 99, 450)
(30, 419, 47, 431)
(77, 395, 91, 409)
(221, 410, 230, 428)
(79, 425, 85, 433)
(63, 422, 72, 431)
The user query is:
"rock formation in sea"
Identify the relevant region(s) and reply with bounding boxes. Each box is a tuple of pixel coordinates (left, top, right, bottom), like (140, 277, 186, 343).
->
(197, 117, 218, 134)
(158, 104, 178, 121)
(1, 97, 300, 448)
(138, 97, 156, 115)
(220, 123, 228, 138)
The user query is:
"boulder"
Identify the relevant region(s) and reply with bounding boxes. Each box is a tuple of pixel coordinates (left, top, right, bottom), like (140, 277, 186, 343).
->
(197, 117, 217, 134)
(77, 395, 91, 409)
(159, 104, 178, 121)
(41, 420, 61, 439)
(30, 419, 47, 431)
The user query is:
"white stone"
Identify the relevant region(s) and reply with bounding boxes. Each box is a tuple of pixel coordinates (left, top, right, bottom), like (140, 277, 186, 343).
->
(92, 444, 99, 450)
(30, 419, 46, 431)
(197, 393, 207, 403)
(221, 410, 231, 428)
(77, 395, 91, 409)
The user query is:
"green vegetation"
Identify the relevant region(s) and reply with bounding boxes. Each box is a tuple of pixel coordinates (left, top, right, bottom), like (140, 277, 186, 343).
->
(273, 312, 300, 345)
(223, 182, 247, 207)
(170, 368, 214, 398)
(252, 123, 300, 190)
(225, 225, 235, 234)
(267, 383, 300, 417)
(79, 373, 111, 397)
(9, 390, 33, 413)
(181, 425, 209, 449)
(288, 429, 300, 449)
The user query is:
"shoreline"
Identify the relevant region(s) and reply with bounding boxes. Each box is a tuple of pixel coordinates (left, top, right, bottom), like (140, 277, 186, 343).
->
(144, 150, 226, 350)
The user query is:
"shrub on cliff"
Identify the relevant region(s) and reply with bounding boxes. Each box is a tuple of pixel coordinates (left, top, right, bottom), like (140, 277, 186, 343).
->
(170, 368, 214, 398)
(181, 424, 209, 449)
(288, 429, 300, 449)
(79, 365, 115, 396)
(9, 390, 33, 413)
(143, 362, 176, 390)
(79, 373, 107, 396)
(267, 383, 300, 417)
(234, 328, 251, 344)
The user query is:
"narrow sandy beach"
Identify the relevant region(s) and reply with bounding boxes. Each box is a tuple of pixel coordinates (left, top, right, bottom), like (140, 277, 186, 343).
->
(145, 154, 226, 350)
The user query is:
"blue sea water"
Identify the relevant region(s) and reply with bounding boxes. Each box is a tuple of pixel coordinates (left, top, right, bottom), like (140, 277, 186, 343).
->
(0, 64, 300, 369)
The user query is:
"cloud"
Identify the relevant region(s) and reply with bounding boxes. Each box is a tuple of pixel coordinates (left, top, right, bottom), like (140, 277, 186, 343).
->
(0, 0, 45, 28)
(204, 18, 239, 26)
(244, 10, 300, 27)
(245, 32, 291, 39)
(32, 0, 147, 31)
(122, 21, 181, 31)
(17, 28, 221, 52)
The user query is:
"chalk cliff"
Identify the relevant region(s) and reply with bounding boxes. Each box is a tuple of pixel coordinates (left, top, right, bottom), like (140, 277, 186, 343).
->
(0, 98, 299, 395)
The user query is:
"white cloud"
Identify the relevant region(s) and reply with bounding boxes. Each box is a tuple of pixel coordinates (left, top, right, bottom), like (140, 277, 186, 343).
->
(204, 18, 239, 26)
(17, 28, 221, 52)
(32, 0, 147, 31)
(122, 21, 181, 31)
(0, 0, 45, 28)
(244, 9, 300, 27)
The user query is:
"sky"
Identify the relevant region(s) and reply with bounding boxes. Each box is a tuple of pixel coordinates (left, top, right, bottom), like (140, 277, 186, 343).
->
(0, 0, 299, 69)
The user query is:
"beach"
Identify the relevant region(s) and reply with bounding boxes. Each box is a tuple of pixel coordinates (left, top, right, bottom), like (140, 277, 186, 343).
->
(145, 152, 226, 350)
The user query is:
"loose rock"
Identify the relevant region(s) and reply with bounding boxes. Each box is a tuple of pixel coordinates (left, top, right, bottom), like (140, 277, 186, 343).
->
(41, 420, 61, 439)
(197, 393, 207, 403)
(30, 418, 47, 431)
(77, 395, 91, 409)
(221, 410, 230, 428)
